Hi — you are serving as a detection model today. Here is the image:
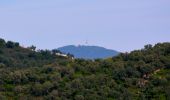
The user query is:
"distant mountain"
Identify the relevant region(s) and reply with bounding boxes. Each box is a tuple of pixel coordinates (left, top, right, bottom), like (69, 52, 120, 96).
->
(57, 45, 119, 59)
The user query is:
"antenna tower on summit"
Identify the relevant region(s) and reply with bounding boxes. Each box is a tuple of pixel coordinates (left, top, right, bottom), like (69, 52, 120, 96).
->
(85, 40, 88, 45)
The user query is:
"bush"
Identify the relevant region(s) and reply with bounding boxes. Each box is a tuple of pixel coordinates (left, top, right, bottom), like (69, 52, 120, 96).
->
(0, 38, 6, 47)
(74, 95, 84, 100)
(6, 41, 15, 48)
(0, 63, 5, 68)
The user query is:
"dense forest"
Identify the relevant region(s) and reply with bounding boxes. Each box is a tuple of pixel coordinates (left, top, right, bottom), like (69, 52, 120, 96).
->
(0, 38, 170, 100)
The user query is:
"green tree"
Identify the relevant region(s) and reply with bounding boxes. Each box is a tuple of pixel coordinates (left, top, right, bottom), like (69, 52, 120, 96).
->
(144, 44, 152, 50)
(6, 41, 15, 48)
(0, 38, 6, 47)
(28, 45, 36, 51)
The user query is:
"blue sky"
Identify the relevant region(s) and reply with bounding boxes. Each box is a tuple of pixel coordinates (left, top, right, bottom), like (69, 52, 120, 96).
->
(0, 0, 170, 52)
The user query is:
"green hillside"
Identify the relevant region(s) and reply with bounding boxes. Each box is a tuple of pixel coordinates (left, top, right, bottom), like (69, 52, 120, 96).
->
(0, 38, 170, 100)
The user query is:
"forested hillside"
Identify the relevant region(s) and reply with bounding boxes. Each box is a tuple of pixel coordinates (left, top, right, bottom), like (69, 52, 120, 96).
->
(0, 38, 72, 68)
(0, 38, 170, 100)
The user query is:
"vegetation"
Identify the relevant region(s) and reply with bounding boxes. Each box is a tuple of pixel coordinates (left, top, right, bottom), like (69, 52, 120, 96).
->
(0, 38, 170, 100)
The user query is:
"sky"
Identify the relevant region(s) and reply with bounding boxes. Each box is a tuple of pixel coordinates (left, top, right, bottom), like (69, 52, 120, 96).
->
(0, 0, 170, 52)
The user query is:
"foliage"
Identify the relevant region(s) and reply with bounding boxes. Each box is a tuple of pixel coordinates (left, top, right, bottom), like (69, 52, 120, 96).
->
(0, 38, 170, 100)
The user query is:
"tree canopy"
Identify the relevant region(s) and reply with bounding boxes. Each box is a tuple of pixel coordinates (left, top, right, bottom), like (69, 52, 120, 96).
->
(0, 38, 170, 100)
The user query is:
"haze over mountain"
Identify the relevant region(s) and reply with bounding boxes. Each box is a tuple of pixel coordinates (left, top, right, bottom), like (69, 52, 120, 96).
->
(58, 45, 119, 59)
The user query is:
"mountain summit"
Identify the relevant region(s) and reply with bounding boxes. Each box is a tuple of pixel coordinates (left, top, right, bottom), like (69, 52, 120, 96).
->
(57, 45, 119, 59)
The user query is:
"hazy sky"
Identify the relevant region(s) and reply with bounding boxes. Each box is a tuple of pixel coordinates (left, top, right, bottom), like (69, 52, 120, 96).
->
(0, 0, 170, 52)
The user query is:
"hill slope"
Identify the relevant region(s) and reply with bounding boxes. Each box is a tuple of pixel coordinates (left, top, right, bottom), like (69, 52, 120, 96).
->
(0, 38, 170, 100)
(0, 38, 71, 68)
(58, 45, 119, 59)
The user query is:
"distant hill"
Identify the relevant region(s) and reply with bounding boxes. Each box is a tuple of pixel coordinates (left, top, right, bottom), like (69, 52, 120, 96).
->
(57, 45, 119, 59)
